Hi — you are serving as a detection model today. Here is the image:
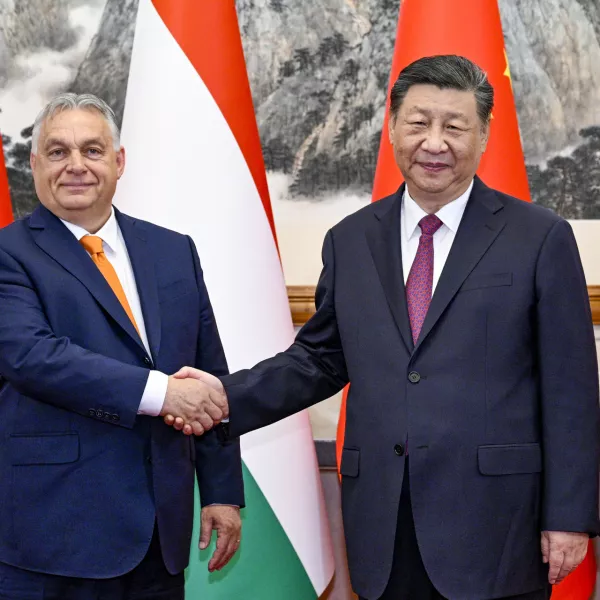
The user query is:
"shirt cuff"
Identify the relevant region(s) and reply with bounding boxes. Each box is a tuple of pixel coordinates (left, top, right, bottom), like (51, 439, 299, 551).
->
(138, 371, 169, 416)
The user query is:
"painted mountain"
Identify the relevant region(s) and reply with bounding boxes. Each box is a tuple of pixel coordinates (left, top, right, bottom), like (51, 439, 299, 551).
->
(1, 0, 599, 218)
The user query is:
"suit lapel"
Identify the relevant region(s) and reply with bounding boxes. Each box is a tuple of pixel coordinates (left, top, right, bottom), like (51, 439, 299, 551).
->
(365, 186, 414, 354)
(116, 210, 162, 362)
(414, 177, 506, 351)
(29, 206, 146, 355)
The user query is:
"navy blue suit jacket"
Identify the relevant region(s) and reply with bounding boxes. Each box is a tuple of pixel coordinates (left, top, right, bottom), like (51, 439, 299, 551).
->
(222, 177, 600, 600)
(0, 205, 244, 578)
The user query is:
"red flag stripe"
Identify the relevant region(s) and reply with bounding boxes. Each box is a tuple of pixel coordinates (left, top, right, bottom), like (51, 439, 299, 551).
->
(0, 133, 13, 227)
(149, 0, 277, 244)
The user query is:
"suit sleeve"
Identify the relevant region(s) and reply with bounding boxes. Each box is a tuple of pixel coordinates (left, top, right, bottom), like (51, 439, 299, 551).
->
(0, 245, 148, 429)
(222, 229, 349, 439)
(187, 237, 245, 508)
(535, 219, 600, 535)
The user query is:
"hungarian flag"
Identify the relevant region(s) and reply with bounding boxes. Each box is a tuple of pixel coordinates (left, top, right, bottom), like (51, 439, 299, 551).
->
(0, 134, 13, 227)
(115, 1, 334, 598)
(336, 0, 596, 597)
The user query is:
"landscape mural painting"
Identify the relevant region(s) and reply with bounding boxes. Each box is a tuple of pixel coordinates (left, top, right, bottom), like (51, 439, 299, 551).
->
(1, 0, 599, 286)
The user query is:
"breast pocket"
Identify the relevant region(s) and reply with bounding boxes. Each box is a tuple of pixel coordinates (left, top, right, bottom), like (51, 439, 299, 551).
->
(460, 272, 512, 293)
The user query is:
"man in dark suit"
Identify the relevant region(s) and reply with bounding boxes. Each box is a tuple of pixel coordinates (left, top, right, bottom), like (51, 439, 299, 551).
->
(0, 93, 244, 599)
(169, 56, 600, 600)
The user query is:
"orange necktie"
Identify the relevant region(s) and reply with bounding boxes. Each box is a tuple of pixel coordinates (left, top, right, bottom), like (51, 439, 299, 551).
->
(80, 235, 140, 335)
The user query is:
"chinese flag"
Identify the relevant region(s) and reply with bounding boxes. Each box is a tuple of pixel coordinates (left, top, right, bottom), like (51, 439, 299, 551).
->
(371, 0, 530, 202)
(335, 1, 596, 597)
(0, 133, 13, 227)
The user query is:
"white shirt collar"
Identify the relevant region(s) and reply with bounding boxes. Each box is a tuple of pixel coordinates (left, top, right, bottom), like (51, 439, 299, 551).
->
(403, 179, 474, 240)
(60, 208, 119, 253)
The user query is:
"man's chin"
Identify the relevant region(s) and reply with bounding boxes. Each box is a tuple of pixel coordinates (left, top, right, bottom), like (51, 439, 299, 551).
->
(413, 179, 452, 196)
(55, 192, 97, 207)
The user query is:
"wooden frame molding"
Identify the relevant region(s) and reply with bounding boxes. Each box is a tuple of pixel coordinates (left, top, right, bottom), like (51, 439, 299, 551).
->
(287, 286, 318, 326)
(590, 285, 600, 326)
(288, 285, 600, 327)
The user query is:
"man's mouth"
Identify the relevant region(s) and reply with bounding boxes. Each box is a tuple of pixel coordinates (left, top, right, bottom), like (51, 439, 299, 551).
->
(418, 162, 450, 173)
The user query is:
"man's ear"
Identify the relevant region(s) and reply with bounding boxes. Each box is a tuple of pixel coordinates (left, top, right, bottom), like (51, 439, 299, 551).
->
(388, 115, 396, 146)
(480, 120, 490, 153)
(116, 146, 126, 179)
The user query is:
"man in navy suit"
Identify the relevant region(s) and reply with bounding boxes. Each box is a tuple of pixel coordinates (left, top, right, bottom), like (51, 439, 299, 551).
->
(170, 56, 600, 600)
(0, 93, 244, 599)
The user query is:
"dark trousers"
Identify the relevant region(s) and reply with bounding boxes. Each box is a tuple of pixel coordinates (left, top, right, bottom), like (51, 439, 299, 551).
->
(363, 462, 552, 600)
(0, 524, 184, 600)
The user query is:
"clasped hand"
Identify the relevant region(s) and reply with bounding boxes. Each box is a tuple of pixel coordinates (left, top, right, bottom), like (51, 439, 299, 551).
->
(161, 367, 227, 436)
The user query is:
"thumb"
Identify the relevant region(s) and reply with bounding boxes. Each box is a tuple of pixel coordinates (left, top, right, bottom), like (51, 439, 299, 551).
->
(199, 511, 214, 550)
(173, 366, 194, 379)
(191, 370, 223, 391)
(173, 367, 221, 390)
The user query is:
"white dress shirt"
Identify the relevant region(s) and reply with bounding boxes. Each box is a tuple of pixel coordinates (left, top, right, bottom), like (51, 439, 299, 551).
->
(401, 180, 474, 291)
(61, 209, 168, 416)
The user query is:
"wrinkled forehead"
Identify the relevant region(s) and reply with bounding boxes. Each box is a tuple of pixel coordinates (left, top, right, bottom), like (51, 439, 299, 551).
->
(39, 108, 113, 147)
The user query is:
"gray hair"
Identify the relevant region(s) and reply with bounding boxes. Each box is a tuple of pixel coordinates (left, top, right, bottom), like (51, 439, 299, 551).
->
(31, 93, 121, 153)
(390, 55, 494, 125)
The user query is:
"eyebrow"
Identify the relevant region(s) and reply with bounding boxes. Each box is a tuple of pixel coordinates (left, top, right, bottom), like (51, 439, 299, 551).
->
(44, 137, 107, 150)
(406, 107, 468, 121)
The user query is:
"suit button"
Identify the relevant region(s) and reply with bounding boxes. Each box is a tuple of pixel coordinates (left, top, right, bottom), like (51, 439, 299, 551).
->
(112, 414, 120, 422)
(143, 356, 152, 366)
(88, 408, 96, 417)
(408, 371, 421, 384)
(96, 409, 104, 419)
(394, 444, 405, 456)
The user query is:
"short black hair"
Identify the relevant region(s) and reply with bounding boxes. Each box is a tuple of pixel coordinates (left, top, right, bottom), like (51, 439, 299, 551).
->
(389, 55, 494, 124)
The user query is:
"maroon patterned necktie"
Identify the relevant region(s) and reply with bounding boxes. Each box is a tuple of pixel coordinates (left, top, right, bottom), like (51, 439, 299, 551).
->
(406, 214, 444, 345)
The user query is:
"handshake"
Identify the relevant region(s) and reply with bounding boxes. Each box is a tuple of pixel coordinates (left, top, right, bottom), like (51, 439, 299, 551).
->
(160, 367, 229, 436)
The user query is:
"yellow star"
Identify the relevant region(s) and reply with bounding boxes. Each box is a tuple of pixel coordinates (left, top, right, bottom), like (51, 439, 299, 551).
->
(503, 48, 513, 90)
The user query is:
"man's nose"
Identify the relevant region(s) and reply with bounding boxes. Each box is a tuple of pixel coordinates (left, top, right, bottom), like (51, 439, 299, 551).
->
(421, 127, 448, 154)
(66, 152, 87, 173)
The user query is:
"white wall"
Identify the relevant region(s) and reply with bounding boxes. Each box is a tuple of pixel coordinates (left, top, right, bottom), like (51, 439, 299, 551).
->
(571, 222, 600, 286)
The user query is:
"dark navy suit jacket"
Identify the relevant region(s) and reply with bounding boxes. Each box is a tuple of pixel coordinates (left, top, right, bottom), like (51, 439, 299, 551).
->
(0, 205, 244, 578)
(222, 177, 600, 600)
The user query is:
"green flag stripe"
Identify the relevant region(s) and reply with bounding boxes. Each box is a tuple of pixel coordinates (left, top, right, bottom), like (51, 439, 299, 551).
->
(185, 461, 318, 600)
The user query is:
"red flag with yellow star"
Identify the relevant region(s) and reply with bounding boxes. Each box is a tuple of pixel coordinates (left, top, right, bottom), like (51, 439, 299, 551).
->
(370, 0, 529, 201)
(336, 1, 596, 596)
(0, 133, 13, 227)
